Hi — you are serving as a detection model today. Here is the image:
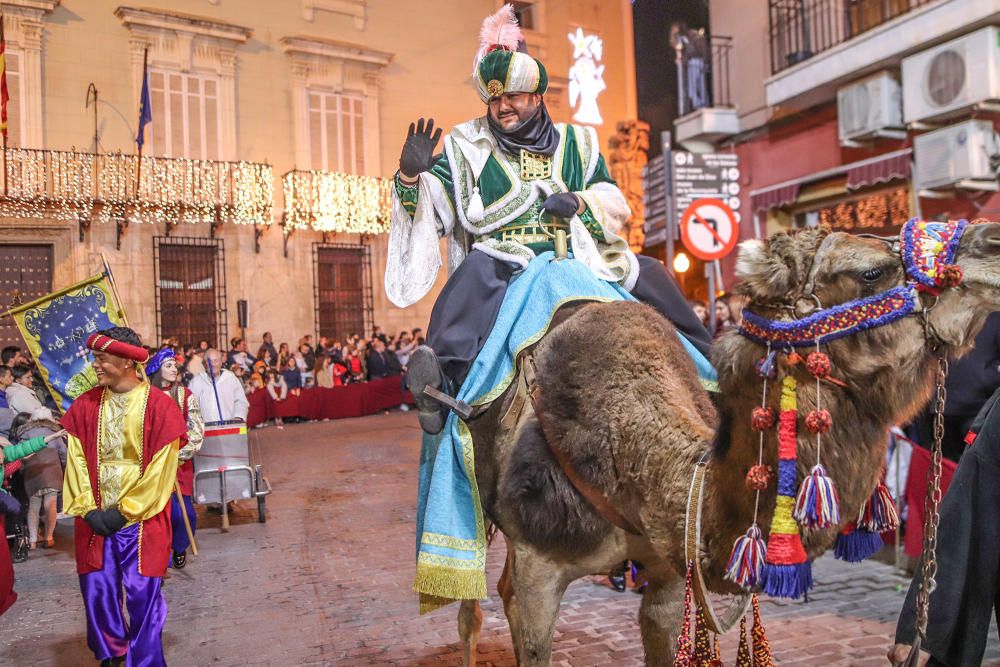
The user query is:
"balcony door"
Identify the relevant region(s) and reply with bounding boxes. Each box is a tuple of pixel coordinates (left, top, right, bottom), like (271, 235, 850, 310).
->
(154, 237, 227, 349)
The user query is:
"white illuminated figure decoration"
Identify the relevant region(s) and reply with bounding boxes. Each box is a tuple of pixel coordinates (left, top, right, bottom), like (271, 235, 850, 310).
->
(568, 27, 606, 125)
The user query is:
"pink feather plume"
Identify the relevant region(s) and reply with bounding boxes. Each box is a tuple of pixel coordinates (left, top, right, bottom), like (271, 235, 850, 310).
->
(472, 4, 524, 75)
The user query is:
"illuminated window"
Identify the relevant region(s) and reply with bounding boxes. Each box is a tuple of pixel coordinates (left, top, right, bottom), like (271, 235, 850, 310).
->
(148, 69, 222, 160)
(307, 91, 365, 174)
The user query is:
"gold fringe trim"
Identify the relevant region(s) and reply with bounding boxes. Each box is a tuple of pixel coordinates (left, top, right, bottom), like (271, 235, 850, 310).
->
(413, 563, 487, 611)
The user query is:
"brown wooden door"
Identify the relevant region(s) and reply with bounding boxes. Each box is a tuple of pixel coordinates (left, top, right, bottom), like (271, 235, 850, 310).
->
(316, 246, 367, 342)
(157, 243, 219, 348)
(0, 245, 53, 349)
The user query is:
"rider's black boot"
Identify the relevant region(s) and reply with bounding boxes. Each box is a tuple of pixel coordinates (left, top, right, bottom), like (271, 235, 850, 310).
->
(407, 346, 449, 435)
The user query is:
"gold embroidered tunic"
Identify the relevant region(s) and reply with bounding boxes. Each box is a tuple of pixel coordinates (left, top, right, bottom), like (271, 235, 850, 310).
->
(63, 384, 180, 525)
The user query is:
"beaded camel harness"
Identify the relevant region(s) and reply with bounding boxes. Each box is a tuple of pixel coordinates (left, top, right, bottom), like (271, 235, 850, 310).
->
(674, 218, 968, 666)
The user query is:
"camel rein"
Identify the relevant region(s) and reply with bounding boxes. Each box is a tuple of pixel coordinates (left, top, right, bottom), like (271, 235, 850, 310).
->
(685, 451, 752, 635)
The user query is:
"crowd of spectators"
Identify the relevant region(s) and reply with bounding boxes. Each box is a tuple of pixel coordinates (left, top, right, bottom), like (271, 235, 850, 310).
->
(689, 292, 749, 339)
(158, 327, 423, 429)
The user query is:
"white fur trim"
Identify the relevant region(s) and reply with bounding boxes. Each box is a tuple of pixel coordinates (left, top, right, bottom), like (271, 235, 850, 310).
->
(470, 241, 531, 269)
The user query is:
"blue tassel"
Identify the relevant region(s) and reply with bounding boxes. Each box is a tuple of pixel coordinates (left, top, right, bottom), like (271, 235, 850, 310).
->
(833, 527, 883, 562)
(794, 464, 841, 529)
(725, 525, 767, 591)
(760, 561, 813, 599)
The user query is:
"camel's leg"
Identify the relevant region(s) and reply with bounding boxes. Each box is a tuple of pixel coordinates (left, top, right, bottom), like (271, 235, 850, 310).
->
(458, 599, 483, 666)
(509, 545, 569, 666)
(497, 545, 522, 659)
(638, 575, 687, 666)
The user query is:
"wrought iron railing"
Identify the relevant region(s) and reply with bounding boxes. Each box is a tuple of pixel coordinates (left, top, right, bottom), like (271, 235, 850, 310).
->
(0, 147, 273, 227)
(282, 170, 392, 235)
(769, 0, 936, 75)
(678, 35, 733, 116)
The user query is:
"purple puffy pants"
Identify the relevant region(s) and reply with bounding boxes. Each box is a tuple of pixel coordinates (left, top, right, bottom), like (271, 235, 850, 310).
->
(78, 523, 167, 666)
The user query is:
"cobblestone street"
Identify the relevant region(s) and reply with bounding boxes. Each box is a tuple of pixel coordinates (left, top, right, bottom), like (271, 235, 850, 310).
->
(2, 411, 998, 666)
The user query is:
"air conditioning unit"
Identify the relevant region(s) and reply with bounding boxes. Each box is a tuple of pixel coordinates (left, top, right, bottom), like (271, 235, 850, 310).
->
(902, 26, 1000, 123)
(837, 72, 903, 143)
(913, 119, 998, 191)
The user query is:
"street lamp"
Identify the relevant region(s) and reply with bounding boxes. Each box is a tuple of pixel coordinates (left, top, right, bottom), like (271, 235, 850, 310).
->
(673, 251, 691, 274)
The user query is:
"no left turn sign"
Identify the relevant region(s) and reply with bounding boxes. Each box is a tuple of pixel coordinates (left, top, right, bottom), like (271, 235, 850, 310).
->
(679, 198, 739, 262)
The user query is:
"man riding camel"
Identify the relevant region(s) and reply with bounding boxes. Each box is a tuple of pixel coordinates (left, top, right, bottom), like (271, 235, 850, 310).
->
(387, 4, 710, 434)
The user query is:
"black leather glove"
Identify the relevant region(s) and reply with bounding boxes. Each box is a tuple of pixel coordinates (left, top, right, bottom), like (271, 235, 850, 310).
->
(84, 510, 110, 536)
(542, 193, 582, 220)
(399, 118, 442, 179)
(102, 508, 128, 535)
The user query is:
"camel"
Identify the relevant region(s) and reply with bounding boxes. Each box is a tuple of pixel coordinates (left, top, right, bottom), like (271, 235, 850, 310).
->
(441, 222, 1000, 666)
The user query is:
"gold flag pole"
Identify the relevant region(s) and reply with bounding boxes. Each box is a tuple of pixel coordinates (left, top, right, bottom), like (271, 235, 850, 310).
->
(101, 253, 129, 326)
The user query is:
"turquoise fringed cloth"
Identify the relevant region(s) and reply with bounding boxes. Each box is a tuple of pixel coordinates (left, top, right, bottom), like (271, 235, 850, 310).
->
(413, 252, 718, 612)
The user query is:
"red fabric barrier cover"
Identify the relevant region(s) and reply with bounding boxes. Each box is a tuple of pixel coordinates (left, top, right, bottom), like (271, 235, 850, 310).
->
(363, 377, 406, 414)
(245, 378, 413, 428)
(904, 444, 958, 559)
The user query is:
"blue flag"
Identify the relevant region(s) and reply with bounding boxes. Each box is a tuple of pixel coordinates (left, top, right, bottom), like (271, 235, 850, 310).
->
(136, 54, 152, 149)
(9, 273, 128, 412)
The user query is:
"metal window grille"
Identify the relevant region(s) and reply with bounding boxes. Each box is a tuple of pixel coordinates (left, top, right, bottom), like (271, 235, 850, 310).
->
(312, 243, 373, 343)
(0, 244, 53, 348)
(768, 0, 934, 75)
(153, 236, 227, 349)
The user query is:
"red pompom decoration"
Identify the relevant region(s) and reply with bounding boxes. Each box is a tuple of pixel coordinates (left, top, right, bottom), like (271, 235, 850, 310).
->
(805, 409, 832, 434)
(938, 264, 963, 288)
(751, 406, 777, 432)
(805, 351, 831, 379)
(745, 464, 771, 491)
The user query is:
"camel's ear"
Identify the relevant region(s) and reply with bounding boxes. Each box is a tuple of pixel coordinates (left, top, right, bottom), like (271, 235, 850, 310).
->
(735, 238, 793, 299)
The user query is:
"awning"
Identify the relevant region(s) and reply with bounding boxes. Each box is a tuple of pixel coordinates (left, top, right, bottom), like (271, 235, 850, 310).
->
(749, 148, 913, 214)
(846, 150, 912, 191)
(751, 184, 800, 213)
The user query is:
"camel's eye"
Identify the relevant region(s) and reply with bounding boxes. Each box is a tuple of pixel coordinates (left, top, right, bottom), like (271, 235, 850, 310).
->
(861, 267, 883, 283)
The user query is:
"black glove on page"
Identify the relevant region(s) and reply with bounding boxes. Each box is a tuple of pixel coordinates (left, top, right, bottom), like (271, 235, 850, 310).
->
(84, 510, 110, 537)
(399, 118, 442, 179)
(102, 508, 128, 535)
(542, 193, 582, 220)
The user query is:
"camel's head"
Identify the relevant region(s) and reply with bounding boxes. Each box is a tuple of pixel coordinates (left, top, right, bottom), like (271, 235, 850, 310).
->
(733, 220, 1000, 374)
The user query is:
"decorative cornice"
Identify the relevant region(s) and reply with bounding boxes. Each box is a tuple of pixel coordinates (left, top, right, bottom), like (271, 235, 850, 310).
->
(114, 6, 252, 44)
(279, 35, 392, 67)
(302, 0, 366, 30)
(1, 1, 59, 14)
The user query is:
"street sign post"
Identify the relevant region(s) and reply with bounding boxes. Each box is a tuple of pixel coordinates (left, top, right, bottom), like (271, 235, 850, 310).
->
(671, 151, 741, 227)
(679, 197, 739, 262)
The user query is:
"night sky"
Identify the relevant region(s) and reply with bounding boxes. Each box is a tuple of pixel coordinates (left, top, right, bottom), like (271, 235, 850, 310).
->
(632, 0, 709, 157)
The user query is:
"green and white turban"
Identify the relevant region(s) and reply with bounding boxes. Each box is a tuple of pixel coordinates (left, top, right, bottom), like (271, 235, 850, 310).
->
(472, 4, 548, 103)
(475, 49, 549, 103)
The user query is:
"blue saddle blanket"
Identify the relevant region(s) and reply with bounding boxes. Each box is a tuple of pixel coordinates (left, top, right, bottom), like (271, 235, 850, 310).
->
(412, 252, 716, 612)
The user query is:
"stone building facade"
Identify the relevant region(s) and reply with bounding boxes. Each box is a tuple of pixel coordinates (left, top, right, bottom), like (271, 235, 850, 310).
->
(1, 0, 637, 351)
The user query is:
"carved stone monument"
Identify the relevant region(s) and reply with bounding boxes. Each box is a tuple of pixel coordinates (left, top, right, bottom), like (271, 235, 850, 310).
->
(607, 120, 650, 252)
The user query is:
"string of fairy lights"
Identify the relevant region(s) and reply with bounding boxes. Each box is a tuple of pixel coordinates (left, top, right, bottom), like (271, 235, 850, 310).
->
(0, 148, 393, 237)
(282, 170, 392, 235)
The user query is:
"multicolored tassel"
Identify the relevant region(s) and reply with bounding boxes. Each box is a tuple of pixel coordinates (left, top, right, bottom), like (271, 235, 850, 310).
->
(794, 463, 841, 528)
(857, 478, 899, 533)
(672, 561, 695, 666)
(735, 616, 752, 667)
(751, 594, 774, 667)
(724, 524, 766, 590)
(727, 345, 774, 593)
(833, 521, 883, 562)
(760, 375, 813, 599)
(795, 347, 842, 530)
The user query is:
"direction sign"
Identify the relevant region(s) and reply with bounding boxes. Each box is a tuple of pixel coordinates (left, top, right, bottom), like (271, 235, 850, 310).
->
(679, 198, 739, 261)
(671, 151, 741, 227)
